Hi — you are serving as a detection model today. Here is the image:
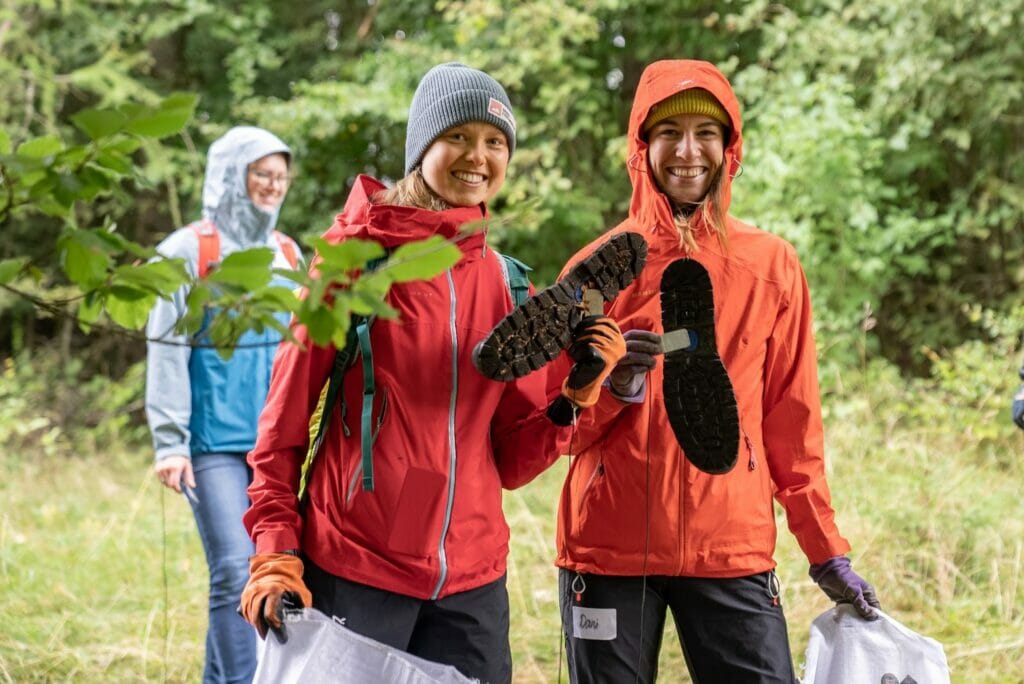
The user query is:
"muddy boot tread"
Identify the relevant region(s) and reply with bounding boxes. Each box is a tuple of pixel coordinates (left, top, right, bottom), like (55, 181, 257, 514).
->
(660, 258, 739, 474)
(474, 232, 648, 381)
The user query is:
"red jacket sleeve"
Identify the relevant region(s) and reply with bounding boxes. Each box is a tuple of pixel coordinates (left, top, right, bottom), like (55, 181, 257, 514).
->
(490, 352, 574, 489)
(244, 323, 335, 553)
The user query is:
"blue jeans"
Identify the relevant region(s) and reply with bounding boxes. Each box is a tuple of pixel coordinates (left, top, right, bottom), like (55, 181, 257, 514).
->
(188, 453, 257, 684)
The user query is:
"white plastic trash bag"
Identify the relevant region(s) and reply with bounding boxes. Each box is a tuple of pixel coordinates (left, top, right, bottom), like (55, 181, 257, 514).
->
(253, 607, 477, 684)
(802, 605, 950, 684)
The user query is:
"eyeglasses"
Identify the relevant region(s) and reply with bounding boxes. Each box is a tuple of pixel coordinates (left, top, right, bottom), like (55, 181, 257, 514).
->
(249, 169, 292, 187)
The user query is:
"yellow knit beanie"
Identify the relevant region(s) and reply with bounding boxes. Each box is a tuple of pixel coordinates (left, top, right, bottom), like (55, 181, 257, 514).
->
(643, 89, 730, 132)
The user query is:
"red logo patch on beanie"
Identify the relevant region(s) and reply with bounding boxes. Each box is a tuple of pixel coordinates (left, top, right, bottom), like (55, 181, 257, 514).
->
(487, 97, 517, 132)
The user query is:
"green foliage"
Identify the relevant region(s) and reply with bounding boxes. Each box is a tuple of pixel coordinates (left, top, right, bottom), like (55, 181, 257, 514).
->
(1, 0, 1021, 371)
(0, 353, 149, 458)
(1, 93, 201, 339)
(730, 0, 1024, 371)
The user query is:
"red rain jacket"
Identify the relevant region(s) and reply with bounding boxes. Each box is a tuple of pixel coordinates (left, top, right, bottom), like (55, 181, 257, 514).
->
(551, 60, 851, 577)
(244, 175, 569, 599)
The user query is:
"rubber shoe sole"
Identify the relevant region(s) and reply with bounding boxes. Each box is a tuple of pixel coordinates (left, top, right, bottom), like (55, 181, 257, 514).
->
(473, 232, 648, 381)
(660, 258, 739, 474)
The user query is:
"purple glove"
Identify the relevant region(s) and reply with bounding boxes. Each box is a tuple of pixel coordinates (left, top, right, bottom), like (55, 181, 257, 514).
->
(809, 556, 880, 620)
(609, 329, 662, 397)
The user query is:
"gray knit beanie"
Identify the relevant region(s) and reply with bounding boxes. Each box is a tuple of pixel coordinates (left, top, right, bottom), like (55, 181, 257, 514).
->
(404, 62, 517, 175)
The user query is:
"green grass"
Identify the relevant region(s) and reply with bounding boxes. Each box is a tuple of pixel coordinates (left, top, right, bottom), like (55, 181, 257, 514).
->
(2, 354, 1023, 682)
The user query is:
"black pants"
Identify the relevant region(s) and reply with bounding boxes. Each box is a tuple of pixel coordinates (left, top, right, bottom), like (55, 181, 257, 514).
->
(304, 559, 512, 684)
(559, 570, 797, 684)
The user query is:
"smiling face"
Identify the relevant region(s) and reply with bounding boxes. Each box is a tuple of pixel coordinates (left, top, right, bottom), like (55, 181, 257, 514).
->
(246, 152, 290, 212)
(646, 113, 725, 208)
(419, 122, 509, 207)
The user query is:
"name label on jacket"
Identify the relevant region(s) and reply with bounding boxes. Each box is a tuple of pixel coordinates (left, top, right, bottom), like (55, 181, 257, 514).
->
(572, 607, 617, 641)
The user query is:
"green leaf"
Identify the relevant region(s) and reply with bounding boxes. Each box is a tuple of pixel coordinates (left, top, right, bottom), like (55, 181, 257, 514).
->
(35, 197, 72, 218)
(0, 129, 11, 155)
(178, 286, 213, 336)
(71, 108, 128, 140)
(254, 286, 300, 310)
(270, 267, 308, 287)
(95, 150, 133, 175)
(16, 135, 63, 159)
(56, 145, 91, 166)
(78, 166, 116, 200)
(106, 289, 155, 329)
(101, 137, 142, 155)
(347, 270, 393, 313)
(54, 174, 86, 206)
(385, 236, 462, 283)
(0, 258, 30, 284)
(77, 293, 103, 332)
(112, 259, 189, 296)
(124, 93, 198, 138)
(313, 237, 387, 271)
(206, 248, 274, 289)
(62, 234, 111, 288)
(92, 227, 159, 259)
(302, 306, 336, 346)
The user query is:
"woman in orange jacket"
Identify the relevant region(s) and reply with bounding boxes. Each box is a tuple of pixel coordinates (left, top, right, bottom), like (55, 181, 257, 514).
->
(549, 59, 882, 683)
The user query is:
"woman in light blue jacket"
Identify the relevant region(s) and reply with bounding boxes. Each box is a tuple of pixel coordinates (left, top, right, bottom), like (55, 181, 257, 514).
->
(145, 126, 302, 684)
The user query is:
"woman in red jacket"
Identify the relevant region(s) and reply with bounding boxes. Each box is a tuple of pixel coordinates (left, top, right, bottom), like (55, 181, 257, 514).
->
(549, 60, 882, 683)
(237, 63, 625, 683)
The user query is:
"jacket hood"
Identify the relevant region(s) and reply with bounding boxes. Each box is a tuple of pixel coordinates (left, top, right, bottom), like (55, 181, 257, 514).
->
(202, 126, 291, 246)
(626, 60, 743, 237)
(322, 174, 489, 252)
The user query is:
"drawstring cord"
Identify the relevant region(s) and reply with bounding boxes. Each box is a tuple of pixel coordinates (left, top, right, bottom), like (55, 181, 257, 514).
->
(160, 486, 170, 684)
(557, 417, 581, 684)
(635, 368, 654, 683)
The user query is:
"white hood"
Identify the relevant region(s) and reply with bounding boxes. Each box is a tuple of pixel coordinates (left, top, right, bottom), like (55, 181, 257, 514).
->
(201, 126, 291, 247)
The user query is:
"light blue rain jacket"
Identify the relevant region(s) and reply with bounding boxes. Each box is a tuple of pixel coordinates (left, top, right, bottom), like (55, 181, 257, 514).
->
(145, 127, 303, 460)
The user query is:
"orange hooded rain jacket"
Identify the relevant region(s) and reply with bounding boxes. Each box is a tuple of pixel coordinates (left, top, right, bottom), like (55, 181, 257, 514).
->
(551, 60, 851, 578)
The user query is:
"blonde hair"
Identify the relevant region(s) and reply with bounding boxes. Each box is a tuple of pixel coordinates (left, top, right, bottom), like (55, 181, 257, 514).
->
(672, 167, 729, 253)
(374, 168, 452, 211)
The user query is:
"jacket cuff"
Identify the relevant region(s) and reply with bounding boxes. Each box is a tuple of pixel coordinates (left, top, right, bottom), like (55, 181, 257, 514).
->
(255, 530, 302, 555)
(605, 375, 647, 403)
(155, 446, 191, 462)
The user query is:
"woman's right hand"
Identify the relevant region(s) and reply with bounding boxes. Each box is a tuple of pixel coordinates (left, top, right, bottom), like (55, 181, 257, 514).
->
(154, 455, 196, 494)
(609, 329, 662, 397)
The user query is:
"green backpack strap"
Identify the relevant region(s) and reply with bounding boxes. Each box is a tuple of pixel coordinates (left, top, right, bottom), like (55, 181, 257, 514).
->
(498, 252, 532, 307)
(356, 320, 376, 491)
(301, 255, 387, 503)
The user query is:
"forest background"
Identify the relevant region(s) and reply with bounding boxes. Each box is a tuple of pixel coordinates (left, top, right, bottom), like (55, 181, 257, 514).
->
(1, 0, 1022, 682)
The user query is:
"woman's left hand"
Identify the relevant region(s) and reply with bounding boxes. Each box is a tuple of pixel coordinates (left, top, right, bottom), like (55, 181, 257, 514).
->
(609, 329, 662, 396)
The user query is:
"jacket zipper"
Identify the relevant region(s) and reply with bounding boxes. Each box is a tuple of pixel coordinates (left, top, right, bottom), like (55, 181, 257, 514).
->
(577, 461, 604, 516)
(431, 269, 459, 600)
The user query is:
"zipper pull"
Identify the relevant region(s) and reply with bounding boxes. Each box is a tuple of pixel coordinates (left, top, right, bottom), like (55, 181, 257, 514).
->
(341, 399, 350, 437)
(744, 433, 756, 471)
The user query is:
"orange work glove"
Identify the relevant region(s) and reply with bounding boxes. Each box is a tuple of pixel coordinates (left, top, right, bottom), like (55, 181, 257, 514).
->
(560, 316, 627, 409)
(239, 553, 313, 641)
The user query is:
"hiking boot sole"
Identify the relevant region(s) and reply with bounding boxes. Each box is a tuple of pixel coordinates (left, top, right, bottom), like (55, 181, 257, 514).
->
(473, 232, 648, 381)
(660, 258, 739, 474)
